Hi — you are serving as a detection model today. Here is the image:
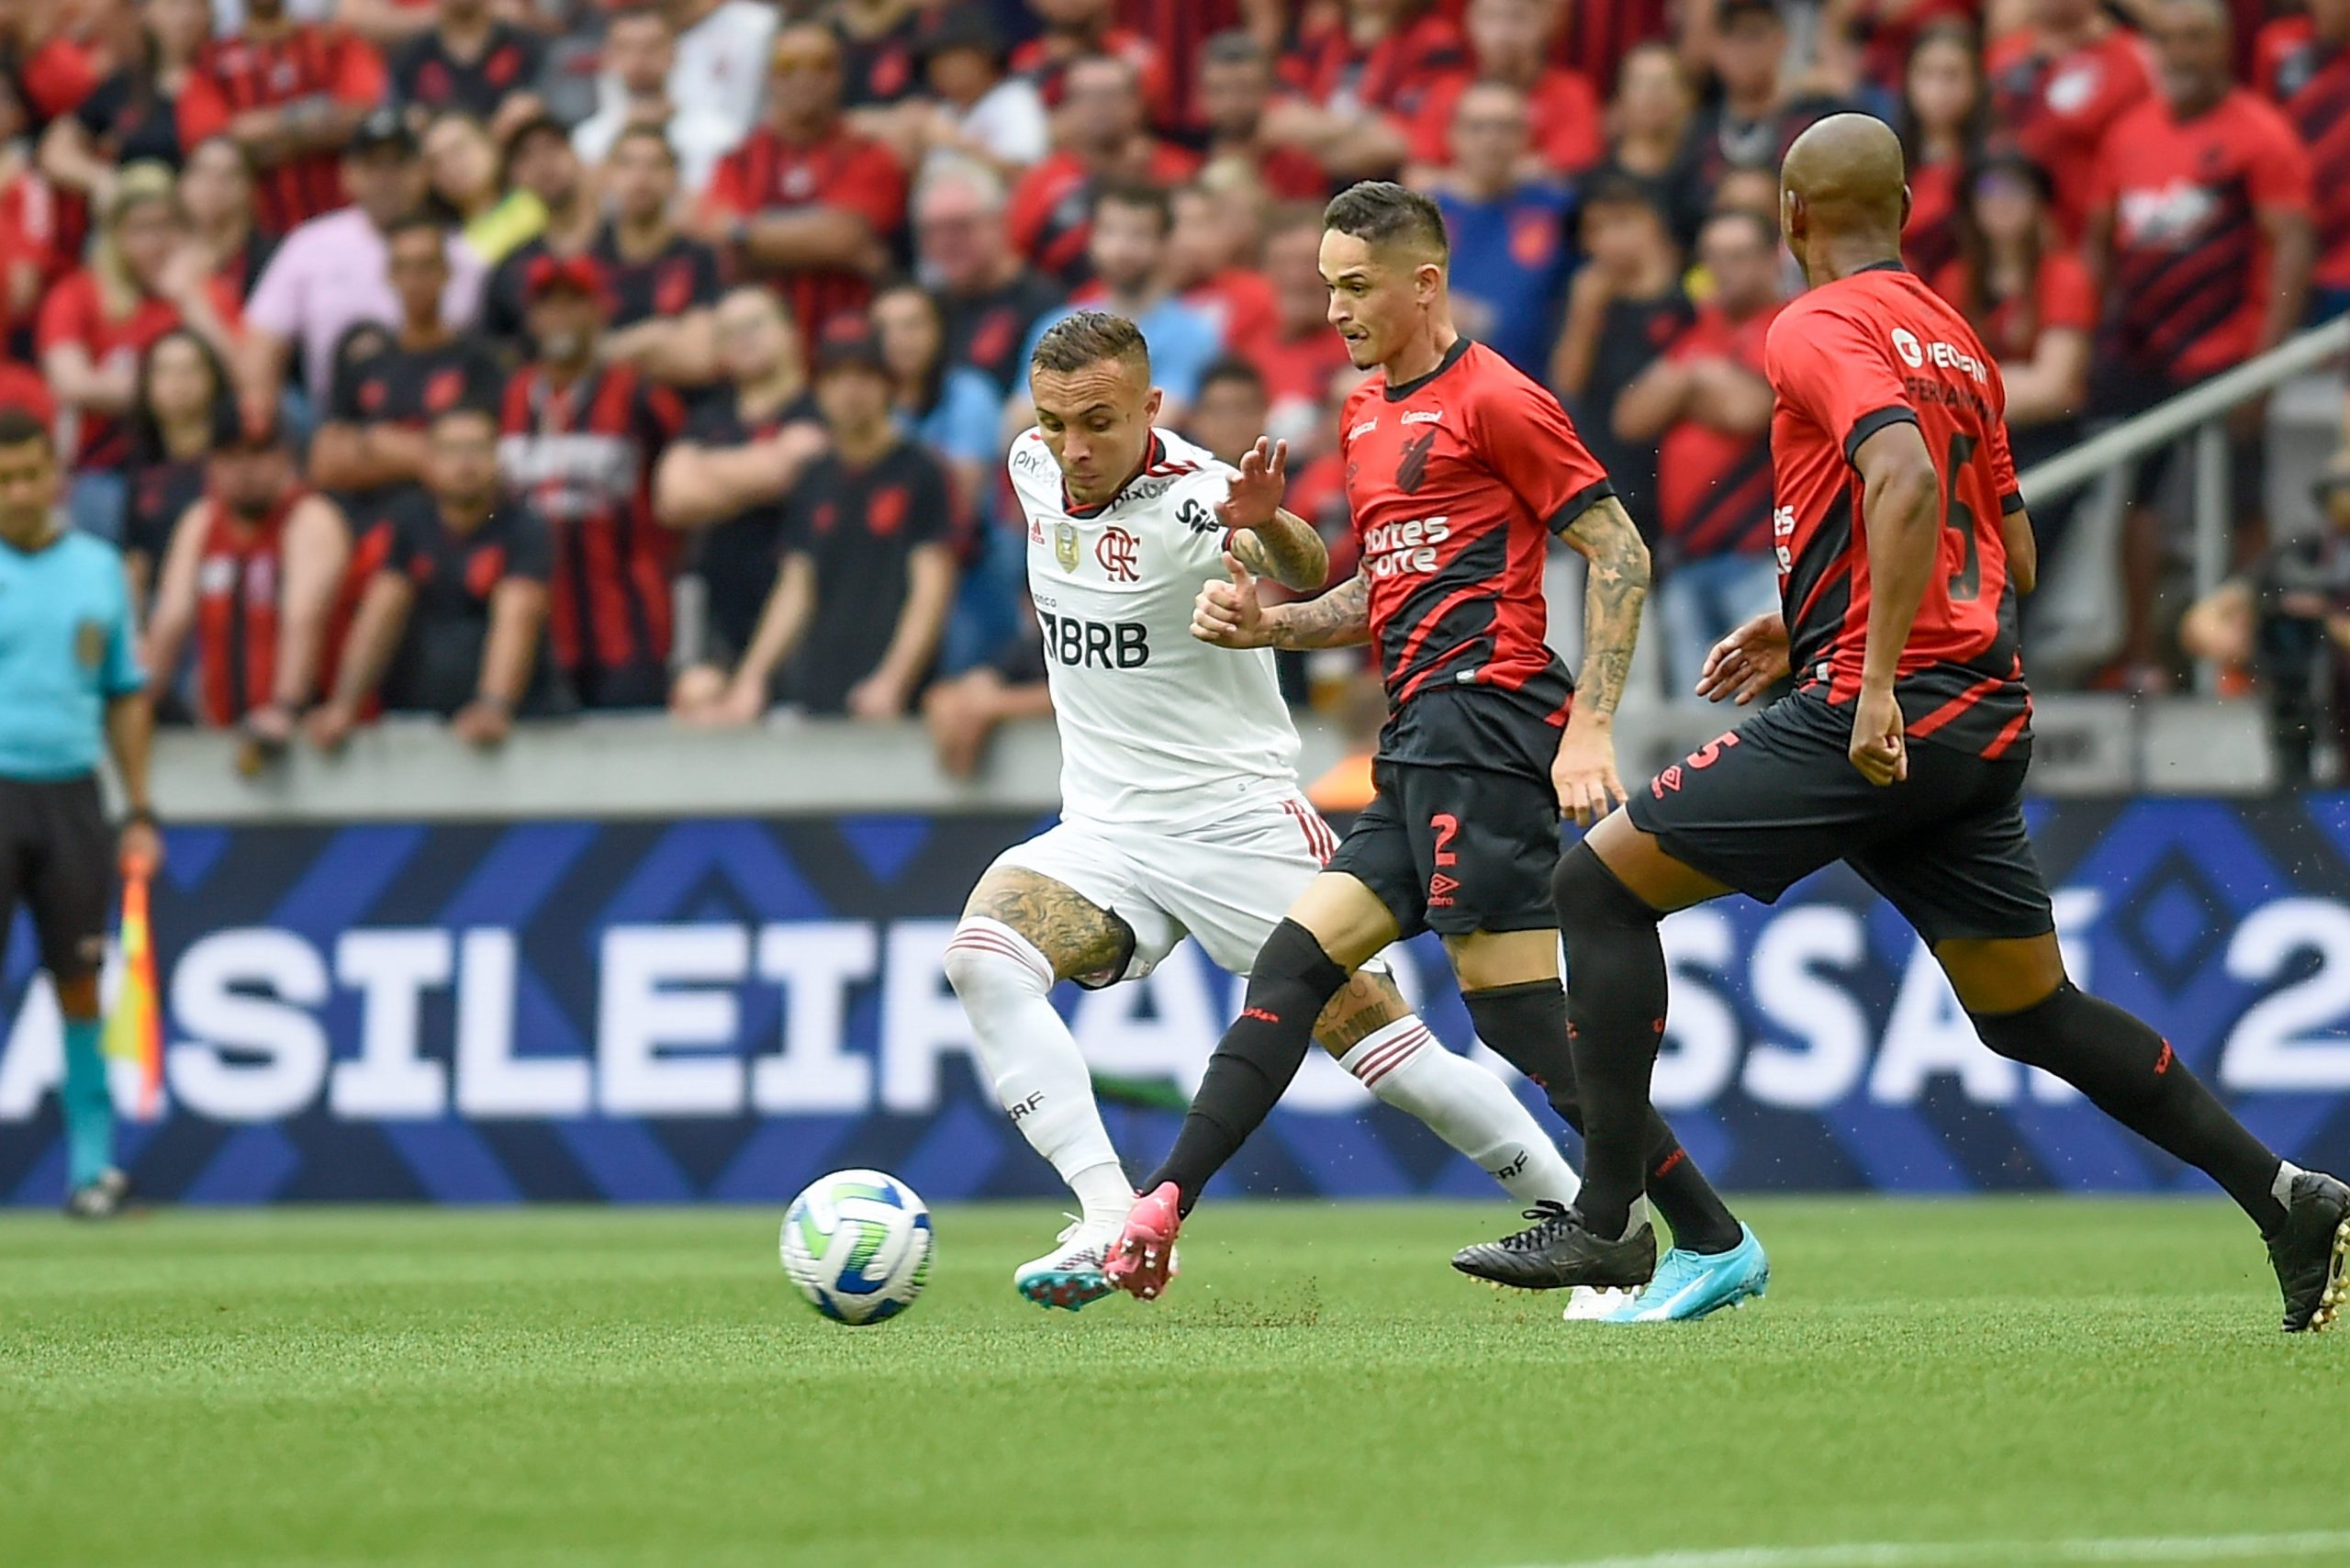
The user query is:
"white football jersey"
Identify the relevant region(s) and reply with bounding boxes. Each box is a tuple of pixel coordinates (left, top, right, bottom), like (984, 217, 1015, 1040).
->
(1006, 426, 1303, 828)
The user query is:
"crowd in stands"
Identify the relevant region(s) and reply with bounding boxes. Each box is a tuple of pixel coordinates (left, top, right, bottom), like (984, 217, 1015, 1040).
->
(2, 0, 2345, 777)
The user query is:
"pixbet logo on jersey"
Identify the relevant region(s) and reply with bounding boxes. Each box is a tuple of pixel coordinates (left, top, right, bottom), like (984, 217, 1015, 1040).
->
(1363, 515, 1449, 578)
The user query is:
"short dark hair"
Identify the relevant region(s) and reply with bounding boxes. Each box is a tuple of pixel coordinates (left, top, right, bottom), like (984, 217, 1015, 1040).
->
(384, 211, 448, 249)
(610, 122, 677, 165)
(1031, 310, 1150, 377)
(1091, 180, 1171, 233)
(1198, 355, 1264, 400)
(0, 406, 52, 453)
(1699, 206, 1779, 253)
(1323, 181, 1449, 262)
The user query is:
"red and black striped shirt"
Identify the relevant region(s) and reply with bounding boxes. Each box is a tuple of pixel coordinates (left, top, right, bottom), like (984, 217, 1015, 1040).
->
(702, 125, 906, 341)
(2255, 18, 2350, 293)
(1655, 300, 1781, 564)
(178, 26, 387, 236)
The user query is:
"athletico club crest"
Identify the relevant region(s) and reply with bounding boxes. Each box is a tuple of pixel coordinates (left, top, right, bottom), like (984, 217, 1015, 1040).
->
(1054, 519, 1080, 572)
(1396, 430, 1438, 495)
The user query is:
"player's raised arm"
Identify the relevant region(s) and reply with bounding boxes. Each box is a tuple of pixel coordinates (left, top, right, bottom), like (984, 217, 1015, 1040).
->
(1217, 438, 1329, 593)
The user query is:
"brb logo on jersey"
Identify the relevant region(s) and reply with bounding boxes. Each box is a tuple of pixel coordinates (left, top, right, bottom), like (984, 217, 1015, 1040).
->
(1039, 610, 1150, 669)
(1364, 516, 1450, 578)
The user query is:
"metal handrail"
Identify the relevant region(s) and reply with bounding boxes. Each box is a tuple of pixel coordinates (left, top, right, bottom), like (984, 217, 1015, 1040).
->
(2017, 314, 2350, 506)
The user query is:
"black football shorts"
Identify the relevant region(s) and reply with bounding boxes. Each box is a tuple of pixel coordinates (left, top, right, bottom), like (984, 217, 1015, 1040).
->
(0, 775, 113, 980)
(1327, 759, 1561, 938)
(1625, 688, 2055, 944)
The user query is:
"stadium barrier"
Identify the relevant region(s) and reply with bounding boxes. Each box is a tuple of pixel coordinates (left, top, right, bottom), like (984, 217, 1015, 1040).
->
(6, 794, 2349, 1204)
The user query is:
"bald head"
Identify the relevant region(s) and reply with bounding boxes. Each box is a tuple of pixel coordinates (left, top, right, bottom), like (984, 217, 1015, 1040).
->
(1780, 113, 1911, 283)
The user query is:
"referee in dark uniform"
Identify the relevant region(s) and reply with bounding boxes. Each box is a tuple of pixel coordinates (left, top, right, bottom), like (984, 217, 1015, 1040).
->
(0, 407, 162, 1217)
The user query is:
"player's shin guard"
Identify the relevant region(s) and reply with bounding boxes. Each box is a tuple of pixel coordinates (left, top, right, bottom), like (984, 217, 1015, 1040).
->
(1972, 981, 2288, 1233)
(1463, 980, 1740, 1251)
(1553, 841, 1671, 1241)
(60, 1014, 113, 1192)
(1339, 1017, 1579, 1206)
(943, 918, 1127, 1224)
(1144, 919, 1348, 1215)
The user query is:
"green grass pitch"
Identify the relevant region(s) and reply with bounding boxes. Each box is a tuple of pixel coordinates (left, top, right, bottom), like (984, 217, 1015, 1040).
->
(5, 1198, 2342, 1568)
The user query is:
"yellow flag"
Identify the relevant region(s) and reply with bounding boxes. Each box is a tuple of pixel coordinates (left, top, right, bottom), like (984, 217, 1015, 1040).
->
(103, 867, 162, 1119)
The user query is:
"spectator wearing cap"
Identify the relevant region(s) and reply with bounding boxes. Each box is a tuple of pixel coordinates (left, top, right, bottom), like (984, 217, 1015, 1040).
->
(237, 107, 487, 434)
(1686, 0, 1849, 195)
(1248, 204, 1354, 450)
(1587, 41, 1707, 250)
(310, 212, 505, 536)
(389, 0, 546, 124)
(1012, 0, 1173, 129)
(478, 113, 599, 348)
(1268, 0, 1465, 182)
(1018, 184, 1220, 426)
(917, 155, 1067, 398)
(904, 5, 1046, 180)
(121, 327, 236, 617)
(1195, 29, 1328, 205)
(1426, 79, 1572, 380)
(1168, 178, 1278, 355)
(589, 125, 724, 390)
(309, 403, 553, 746)
(1895, 22, 1986, 283)
(178, 137, 276, 300)
(177, 0, 387, 236)
(39, 162, 243, 543)
(38, 0, 212, 208)
(1004, 52, 1197, 285)
(2087, 0, 2312, 693)
(1611, 207, 1785, 690)
(1986, 0, 2156, 242)
(142, 412, 354, 747)
(1549, 174, 1691, 545)
(696, 23, 908, 353)
(495, 252, 686, 711)
(1406, 0, 1602, 178)
(656, 284, 829, 718)
(666, 0, 782, 188)
(687, 316, 957, 725)
(572, 6, 733, 197)
(2255, 0, 2350, 322)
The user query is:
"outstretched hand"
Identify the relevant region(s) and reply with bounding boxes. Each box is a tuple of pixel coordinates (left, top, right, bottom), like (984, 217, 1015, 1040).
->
(1694, 611, 1791, 706)
(1215, 437, 1288, 533)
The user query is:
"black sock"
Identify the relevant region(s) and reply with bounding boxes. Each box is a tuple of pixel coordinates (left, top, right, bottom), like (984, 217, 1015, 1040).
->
(1462, 980, 1741, 1252)
(1552, 841, 1671, 1239)
(1973, 981, 2286, 1233)
(1144, 920, 1348, 1215)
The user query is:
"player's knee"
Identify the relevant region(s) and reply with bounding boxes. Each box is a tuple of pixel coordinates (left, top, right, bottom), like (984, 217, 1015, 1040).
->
(1242, 919, 1351, 1024)
(1968, 980, 2083, 1073)
(1552, 840, 1660, 940)
(942, 917, 1055, 1003)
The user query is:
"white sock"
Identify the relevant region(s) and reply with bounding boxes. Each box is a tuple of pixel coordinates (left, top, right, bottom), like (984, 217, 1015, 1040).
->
(1339, 1017, 1581, 1207)
(944, 917, 1126, 1228)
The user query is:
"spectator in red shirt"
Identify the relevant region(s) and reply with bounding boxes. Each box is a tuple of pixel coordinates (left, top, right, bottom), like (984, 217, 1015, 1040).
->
(698, 23, 908, 344)
(38, 0, 210, 214)
(0, 73, 73, 299)
(1818, 0, 1980, 98)
(1585, 39, 1707, 248)
(1608, 206, 1785, 688)
(1004, 51, 1197, 283)
(1013, 0, 1173, 129)
(2087, 0, 2314, 690)
(1986, 0, 2154, 241)
(1896, 21, 1986, 282)
(1405, 0, 1602, 176)
(1168, 176, 1279, 353)
(1194, 28, 1328, 203)
(1267, 0, 1462, 181)
(1248, 202, 1353, 448)
(1550, 0, 1668, 98)
(916, 154, 1068, 398)
(39, 162, 242, 543)
(2255, 0, 2350, 320)
(176, 0, 388, 236)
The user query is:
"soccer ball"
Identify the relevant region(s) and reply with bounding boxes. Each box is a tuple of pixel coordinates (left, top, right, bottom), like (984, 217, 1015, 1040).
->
(779, 1169, 934, 1325)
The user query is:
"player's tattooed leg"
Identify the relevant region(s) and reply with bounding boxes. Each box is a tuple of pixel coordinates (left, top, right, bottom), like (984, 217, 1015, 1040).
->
(962, 867, 1134, 985)
(1310, 968, 1412, 1054)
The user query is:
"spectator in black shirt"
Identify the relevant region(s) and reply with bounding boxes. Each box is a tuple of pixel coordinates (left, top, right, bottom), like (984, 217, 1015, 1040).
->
(1587, 41, 1707, 248)
(658, 284, 830, 717)
(123, 326, 236, 616)
(39, 0, 209, 199)
(1687, 0, 1848, 196)
(179, 138, 275, 301)
(916, 153, 1065, 397)
(311, 214, 506, 534)
(480, 115, 599, 349)
(391, 0, 549, 124)
(310, 404, 553, 748)
(1547, 174, 1690, 543)
(591, 124, 723, 390)
(699, 317, 957, 724)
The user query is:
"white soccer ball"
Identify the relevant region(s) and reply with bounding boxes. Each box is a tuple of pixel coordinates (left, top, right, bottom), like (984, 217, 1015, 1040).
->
(779, 1169, 934, 1325)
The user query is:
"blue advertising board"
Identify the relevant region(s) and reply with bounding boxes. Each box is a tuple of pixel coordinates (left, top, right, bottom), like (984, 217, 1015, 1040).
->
(6, 797, 2350, 1205)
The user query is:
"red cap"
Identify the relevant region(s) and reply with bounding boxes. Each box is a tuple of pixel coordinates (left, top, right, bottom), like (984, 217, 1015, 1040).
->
(523, 253, 610, 309)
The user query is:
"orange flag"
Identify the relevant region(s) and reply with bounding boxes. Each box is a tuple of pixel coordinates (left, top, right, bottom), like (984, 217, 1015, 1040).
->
(103, 865, 162, 1119)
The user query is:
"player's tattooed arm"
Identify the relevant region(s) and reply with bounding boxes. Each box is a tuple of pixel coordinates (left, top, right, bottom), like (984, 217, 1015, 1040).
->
(1268, 568, 1372, 649)
(964, 868, 1133, 983)
(1558, 492, 1651, 720)
(1227, 508, 1329, 593)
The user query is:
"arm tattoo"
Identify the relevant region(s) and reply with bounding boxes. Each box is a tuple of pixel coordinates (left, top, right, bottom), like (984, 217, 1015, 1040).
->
(965, 868, 1132, 982)
(1561, 494, 1650, 720)
(1230, 509, 1329, 594)
(1268, 569, 1373, 650)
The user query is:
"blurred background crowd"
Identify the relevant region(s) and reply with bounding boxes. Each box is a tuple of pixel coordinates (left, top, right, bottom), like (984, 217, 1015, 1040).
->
(3, 0, 2347, 785)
